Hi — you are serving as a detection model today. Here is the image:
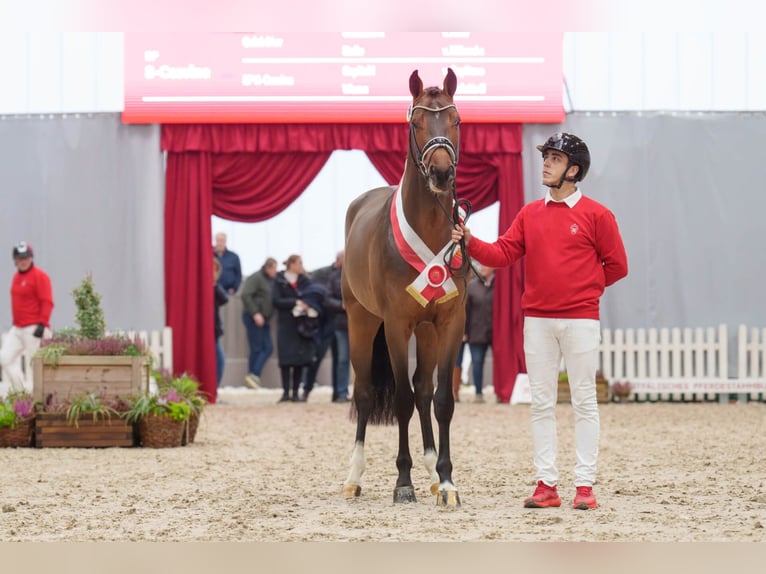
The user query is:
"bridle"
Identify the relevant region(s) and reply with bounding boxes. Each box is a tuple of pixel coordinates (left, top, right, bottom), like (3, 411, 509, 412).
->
(407, 103, 460, 181)
(406, 102, 476, 282)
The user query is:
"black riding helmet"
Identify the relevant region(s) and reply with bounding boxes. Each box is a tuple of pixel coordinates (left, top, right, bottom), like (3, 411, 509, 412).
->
(12, 241, 33, 259)
(537, 132, 590, 185)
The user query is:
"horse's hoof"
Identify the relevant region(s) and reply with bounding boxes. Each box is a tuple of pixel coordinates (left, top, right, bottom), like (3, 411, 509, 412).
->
(436, 489, 461, 507)
(430, 483, 439, 496)
(341, 484, 362, 498)
(393, 485, 417, 503)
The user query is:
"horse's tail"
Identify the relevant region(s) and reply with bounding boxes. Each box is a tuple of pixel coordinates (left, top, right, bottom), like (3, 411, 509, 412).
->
(367, 323, 396, 425)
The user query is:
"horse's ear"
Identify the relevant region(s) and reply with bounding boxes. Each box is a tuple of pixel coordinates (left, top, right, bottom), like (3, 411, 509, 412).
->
(444, 68, 457, 97)
(409, 70, 423, 98)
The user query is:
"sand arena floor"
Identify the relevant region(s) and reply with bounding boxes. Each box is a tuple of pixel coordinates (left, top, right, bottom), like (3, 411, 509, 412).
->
(1, 385, 765, 542)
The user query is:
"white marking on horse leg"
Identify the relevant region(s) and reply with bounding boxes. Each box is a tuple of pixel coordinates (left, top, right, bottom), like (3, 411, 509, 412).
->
(424, 448, 440, 494)
(345, 441, 366, 487)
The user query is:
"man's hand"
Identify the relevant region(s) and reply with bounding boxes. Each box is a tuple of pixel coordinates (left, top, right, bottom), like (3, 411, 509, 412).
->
(33, 323, 45, 338)
(254, 312, 265, 327)
(451, 223, 472, 246)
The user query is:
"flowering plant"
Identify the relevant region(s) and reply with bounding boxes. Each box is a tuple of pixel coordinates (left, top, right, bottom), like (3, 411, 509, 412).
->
(34, 274, 151, 365)
(42, 391, 130, 427)
(153, 370, 208, 416)
(125, 387, 192, 424)
(0, 391, 36, 429)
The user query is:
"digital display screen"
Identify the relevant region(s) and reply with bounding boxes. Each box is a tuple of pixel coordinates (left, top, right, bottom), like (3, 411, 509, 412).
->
(123, 32, 564, 123)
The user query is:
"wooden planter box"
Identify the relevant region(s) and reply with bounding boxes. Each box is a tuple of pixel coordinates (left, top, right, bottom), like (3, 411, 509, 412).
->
(557, 377, 609, 404)
(35, 413, 136, 448)
(31, 356, 149, 404)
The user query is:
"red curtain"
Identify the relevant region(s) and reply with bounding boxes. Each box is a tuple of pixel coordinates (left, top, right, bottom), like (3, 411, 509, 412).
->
(162, 123, 525, 403)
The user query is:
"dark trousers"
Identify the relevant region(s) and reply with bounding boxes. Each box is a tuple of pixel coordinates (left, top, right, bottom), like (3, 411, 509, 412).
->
(303, 331, 337, 395)
(469, 343, 490, 395)
(280, 365, 306, 399)
(242, 313, 273, 376)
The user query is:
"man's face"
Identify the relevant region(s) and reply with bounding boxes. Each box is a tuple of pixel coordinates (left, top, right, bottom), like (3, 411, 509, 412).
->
(542, 150, 576, 186)
(265, 263, 277, 278)
(214, 233, 227, 253)
(14, 256, 32, 272)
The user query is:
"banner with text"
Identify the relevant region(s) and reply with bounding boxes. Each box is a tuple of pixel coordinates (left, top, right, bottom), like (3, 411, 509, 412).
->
(123, 32, 564, 124)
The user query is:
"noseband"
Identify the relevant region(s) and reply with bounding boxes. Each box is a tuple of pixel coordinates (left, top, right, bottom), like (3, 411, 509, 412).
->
(408, 103, 459, 180)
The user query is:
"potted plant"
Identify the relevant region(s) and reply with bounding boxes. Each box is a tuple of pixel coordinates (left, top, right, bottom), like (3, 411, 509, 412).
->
(34, 391, 135, 448)
(0, 390, 36, 447)
(125, 387, 192, 448)
(557, 370, 610, 404)
(31, 274, 152, 405)
(158, 371, 208, 445)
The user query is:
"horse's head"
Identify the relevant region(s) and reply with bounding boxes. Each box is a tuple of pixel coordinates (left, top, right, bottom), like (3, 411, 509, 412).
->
(408, 68, 460, 196)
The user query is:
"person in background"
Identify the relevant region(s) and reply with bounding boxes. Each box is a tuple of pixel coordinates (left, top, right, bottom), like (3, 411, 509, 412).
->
(452, 340, 466, 402)
(451, 132, 628, 511)
(465, 265, 494, 404)
(213, 258, 229, 388)
(241, 257, 278, 389)
(303, 252, 343, 400)
(272, 254, 316, 402)
(1, 241, 54, 392)
(323, 251, 350, 403)
(213, 232, 242, 295)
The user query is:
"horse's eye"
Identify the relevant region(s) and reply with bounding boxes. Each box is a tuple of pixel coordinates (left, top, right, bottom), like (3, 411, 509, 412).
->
(411, 120, 421, 129)
(454, 118, 461, 127)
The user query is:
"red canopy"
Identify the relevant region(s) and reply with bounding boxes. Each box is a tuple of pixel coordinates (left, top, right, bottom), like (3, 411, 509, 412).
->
(162, 122, 526, 403)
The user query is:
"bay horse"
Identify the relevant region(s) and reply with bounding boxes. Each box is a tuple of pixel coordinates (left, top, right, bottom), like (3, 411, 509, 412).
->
(341, 68, 466, 507)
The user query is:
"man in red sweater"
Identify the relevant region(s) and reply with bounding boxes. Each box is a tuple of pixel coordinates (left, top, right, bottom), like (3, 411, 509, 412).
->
(1, 242, 54, 392)
(451, 133, 628, 510)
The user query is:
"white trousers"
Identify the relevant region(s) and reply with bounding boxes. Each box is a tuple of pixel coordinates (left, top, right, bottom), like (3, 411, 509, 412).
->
(523, 316, 601, 487)
(1, 325, 47, 392)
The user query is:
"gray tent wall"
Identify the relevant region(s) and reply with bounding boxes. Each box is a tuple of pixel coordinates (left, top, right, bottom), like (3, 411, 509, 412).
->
(2, 111, 765, 378)
(524, 112, 766, 373)
(0, 113, 165, 333)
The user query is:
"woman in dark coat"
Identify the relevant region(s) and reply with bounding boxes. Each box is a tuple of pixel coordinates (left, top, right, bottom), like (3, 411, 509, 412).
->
(465, 265, 494, 402)
(272, 254, 317, 402)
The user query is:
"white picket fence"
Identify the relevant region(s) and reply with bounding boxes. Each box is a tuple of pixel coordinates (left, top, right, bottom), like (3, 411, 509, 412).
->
(0, 327, 173, 391)
(601, 324, 766, 401)
(116, 328, 174, 372)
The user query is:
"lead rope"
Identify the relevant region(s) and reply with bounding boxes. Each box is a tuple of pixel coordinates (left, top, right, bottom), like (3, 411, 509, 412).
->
(436, 184, 481, 298)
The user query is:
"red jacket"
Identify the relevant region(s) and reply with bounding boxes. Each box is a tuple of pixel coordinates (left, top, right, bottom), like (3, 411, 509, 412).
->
(468, 193, 628, 320)
(11, 265, 54, 327)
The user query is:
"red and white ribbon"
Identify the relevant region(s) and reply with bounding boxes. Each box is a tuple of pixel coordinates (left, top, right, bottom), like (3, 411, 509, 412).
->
(390, 180, 462, 307)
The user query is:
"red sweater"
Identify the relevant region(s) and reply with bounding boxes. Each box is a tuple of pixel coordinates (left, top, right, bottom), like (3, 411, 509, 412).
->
(468, 194, 628, 320)
(11, 265, 54, 327)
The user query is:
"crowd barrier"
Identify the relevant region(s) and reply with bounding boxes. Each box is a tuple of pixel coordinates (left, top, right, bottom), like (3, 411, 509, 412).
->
(600, 324, 765, 402)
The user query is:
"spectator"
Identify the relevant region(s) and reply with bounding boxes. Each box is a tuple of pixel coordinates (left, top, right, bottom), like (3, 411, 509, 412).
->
(272, 254, 316, 402)
(323, 251, 350, 403)
(213, 258, 229, 388)
(465, 265, 494, 403)
(241, 257, 278, 389)
(303, 252, 343, 400)
(1, 241, 54, 392)
(213, 232, 242, 294)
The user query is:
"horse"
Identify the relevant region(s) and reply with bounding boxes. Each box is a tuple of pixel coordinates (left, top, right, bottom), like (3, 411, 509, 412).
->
(341, 68, 467, 507)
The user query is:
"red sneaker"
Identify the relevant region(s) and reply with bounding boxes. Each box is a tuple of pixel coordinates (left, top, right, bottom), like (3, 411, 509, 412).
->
(572, 486, 598, 510)
(523, 481, 562, 508)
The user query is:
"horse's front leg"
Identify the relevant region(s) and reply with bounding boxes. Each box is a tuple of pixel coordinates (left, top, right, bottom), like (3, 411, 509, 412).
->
(412, 323, 440, 497)
(386, 324, 417, 503)
(432, 327, 462, 507)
